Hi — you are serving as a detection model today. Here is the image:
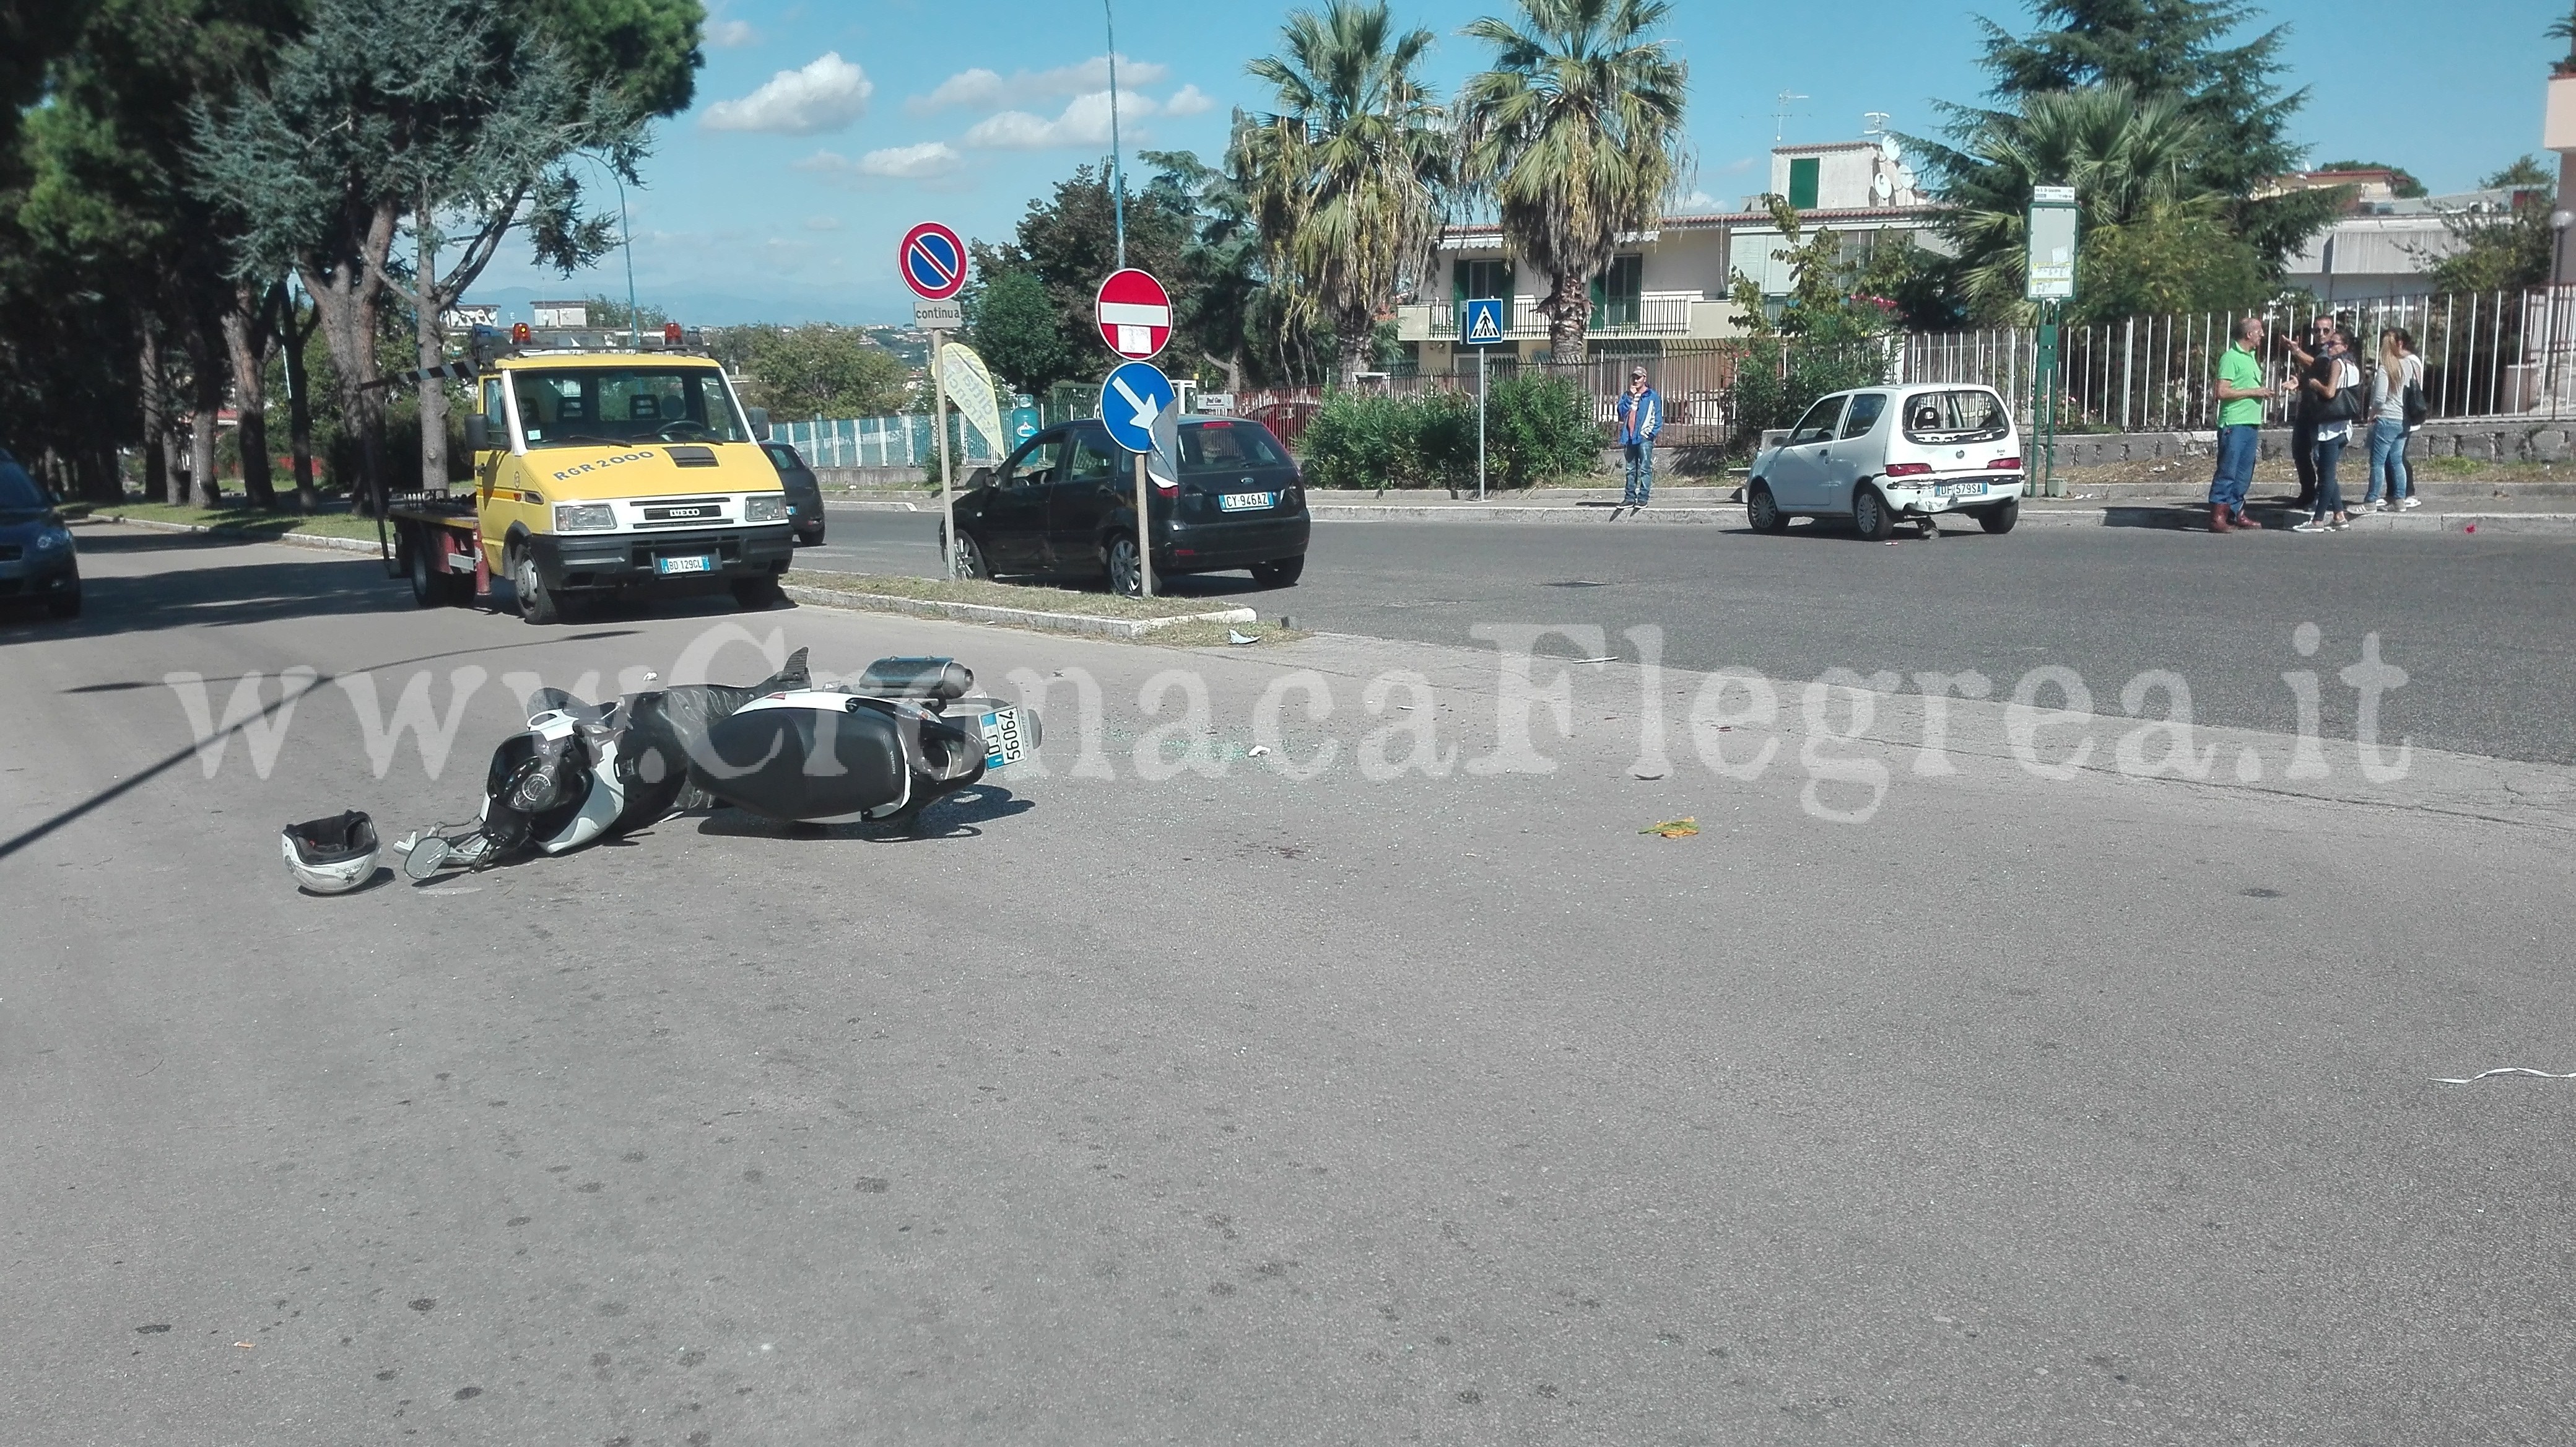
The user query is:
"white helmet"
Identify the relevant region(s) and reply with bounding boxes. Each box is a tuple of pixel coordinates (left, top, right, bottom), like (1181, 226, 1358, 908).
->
(281, 811, 381, 894)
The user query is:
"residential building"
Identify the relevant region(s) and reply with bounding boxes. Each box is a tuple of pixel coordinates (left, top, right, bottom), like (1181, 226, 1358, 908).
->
(1396, 128, 1947, 372)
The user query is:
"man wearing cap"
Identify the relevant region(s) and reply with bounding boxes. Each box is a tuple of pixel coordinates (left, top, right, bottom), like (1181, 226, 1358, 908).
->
(1617, 367, 1661, 509)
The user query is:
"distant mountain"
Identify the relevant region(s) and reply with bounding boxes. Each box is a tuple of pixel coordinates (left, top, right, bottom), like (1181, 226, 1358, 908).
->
(461, 283, 911, 328)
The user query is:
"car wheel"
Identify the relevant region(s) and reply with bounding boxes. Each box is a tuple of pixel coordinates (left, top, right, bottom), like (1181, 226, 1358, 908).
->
(1250, 556, 1304, 587)
(731, 573, 785, 610)
(1105, 533, 1154, 597)
(1853, 485, 1894, 541)
(1978, 498, 2021, 535)
(510, 543, 560, 624)
(45, 579, 81, 619)
(951, 530, 990, 580)
(1747, 480, 1790, 533)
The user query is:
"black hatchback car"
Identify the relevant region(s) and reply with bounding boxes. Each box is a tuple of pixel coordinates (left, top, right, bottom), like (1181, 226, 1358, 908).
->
(947, 416, 1308, 593)
(760, 441, 826, 546)
(0, 448, 79, 618)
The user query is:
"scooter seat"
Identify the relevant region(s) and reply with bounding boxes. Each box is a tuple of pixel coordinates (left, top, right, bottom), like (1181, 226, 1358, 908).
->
(855, 657, 973, 701)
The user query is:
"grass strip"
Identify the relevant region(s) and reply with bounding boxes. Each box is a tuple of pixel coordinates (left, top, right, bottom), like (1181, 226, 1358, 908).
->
(102, 501, 385, 542)
(784, 569, 1243, 621)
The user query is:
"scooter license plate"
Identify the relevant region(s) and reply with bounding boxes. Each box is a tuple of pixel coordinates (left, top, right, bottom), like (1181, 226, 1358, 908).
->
(656, 553, 714, 575)
(981, 707, 1030, 769)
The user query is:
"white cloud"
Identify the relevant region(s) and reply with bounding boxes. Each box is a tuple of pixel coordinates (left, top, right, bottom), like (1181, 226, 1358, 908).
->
(909, 54, 1169, 115)
(962, 90, 1157, 151)
(804, 215, 843, 232)
(794, 142, 966, 182)
(1718, 155, 1758, 174)
(1680, 191, 1718, 210)
(704, 17, 757, 48)
(1164, 84, 1213, 117)
(856, 142, 964, 178)
(704, 53, 873, 135)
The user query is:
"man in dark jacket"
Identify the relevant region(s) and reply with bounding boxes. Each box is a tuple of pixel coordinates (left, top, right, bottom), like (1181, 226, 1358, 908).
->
(1617, 367, 1661, 508)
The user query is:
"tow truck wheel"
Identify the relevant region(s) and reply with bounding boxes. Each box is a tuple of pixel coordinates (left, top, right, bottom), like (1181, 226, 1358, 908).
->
(510, 543, 560, 625)
(407, 540, 448, 608)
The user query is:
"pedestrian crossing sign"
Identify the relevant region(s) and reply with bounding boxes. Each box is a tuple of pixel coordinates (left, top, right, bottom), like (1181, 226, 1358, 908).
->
(1461, 298, 1507, 346)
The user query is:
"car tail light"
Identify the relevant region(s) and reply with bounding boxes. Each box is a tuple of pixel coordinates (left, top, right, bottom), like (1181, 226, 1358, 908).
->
(1884, 462, 1933, 477)
(1991, 456, 2022, 470)
(1153, 476, 1178, 495)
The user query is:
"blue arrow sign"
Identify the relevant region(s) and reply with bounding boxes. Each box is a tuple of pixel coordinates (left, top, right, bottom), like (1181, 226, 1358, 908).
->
(1461, 297, 1507, 346)
(1102, 361, 1175, 455)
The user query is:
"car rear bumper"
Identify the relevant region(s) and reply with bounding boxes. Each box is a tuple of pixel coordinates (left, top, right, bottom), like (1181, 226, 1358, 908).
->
(532, 523, 795, 588)
(1159, 514, 1310, 572)
(1882, 476, 2026, 514)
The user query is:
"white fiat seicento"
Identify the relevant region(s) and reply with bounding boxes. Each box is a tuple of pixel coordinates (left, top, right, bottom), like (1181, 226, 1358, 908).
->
(1745, 384, 2026, 539)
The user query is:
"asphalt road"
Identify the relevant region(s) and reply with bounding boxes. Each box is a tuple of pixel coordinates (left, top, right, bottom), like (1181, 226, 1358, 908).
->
(6, 528, 2576, 1445)
(816, 503, 2576, 763)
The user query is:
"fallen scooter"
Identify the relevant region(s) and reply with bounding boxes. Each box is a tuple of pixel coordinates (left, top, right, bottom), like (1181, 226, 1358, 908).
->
(396, 648, 1040, 877)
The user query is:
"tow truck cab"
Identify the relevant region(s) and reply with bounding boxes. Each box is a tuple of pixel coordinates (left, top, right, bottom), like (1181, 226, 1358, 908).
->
(394, 346, 794, 623)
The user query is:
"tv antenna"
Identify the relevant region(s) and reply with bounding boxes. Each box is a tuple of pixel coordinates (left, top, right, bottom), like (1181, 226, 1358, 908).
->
(1773, 90, 1808, 144)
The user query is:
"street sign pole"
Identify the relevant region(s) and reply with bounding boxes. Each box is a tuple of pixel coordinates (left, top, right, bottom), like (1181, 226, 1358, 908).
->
(1477, 346, 1488, 500)
(2026, 185, 2078, 501)
(1132, 452, 1152, 598)
(931, 328, 957, 577)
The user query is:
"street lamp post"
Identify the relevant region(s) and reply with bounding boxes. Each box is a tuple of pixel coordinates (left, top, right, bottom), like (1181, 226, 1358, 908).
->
(1105, 0, 1126, 269)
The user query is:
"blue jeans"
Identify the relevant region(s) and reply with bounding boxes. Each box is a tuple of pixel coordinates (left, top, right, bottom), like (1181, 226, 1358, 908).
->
(2209, 424, 2256, 510)
(1623, 440, 1655, 504)
(2311, 432, 2348, 518)
(2364, 417, 2410, 504)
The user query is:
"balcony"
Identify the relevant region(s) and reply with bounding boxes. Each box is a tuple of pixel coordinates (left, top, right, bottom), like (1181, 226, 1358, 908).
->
(1398, 291, 1713, 343)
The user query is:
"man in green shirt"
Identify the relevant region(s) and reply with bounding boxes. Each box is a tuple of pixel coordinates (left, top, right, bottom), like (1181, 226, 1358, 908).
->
(2209, 315, 2273, 532)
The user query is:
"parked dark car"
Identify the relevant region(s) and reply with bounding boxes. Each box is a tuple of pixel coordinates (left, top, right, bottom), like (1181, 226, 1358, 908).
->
(943, 416, 1309, 593)
(760, 441, 826, 546)
(0, 448, 80, 618)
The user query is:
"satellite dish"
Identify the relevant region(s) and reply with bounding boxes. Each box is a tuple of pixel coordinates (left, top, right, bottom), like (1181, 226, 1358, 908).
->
(1873, 172, 1894, 203)
(1880, 137, 1902, 165)
(1895, 166, 1917, 191)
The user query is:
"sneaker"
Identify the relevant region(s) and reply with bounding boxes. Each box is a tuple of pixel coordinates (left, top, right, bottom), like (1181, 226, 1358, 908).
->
(2399, 496, 2422, 510)
(2292, 518, 2331, 533)
(2328, 515, 2351, 531)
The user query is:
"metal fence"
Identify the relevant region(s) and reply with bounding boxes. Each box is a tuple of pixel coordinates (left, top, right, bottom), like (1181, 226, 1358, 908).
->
(1896, 288, 2576, 430)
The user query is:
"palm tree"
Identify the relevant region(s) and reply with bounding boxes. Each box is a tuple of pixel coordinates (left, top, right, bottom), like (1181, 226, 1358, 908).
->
(1232, 0, 1448, 387)
(1910, 84, 2208, 321)
(1455, 0, 1689, 364)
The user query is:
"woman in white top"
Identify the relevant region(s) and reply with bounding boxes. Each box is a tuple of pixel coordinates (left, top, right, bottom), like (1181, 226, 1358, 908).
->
(2293, 331, 2361, 532)
(2363, 328, 2421, 511)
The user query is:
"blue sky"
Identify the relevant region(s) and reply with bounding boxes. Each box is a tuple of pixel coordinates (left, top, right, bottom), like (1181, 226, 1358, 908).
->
(466, 0, 2567, 324)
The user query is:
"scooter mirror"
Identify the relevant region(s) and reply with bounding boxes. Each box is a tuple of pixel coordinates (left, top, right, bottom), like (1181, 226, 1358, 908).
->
(404, 837, 451, 880)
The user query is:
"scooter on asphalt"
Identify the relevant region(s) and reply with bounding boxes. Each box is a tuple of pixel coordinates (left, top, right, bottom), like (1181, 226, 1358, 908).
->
(394, 648, 1041, 878)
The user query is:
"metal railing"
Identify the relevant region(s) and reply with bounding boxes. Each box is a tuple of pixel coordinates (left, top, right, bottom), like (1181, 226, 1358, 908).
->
(1896, 288, 2576, 429)
(1417, 292, 1702, 338)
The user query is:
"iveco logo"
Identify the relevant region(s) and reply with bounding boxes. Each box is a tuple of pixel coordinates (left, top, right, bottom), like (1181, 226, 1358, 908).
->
(669, 507, 706, 517)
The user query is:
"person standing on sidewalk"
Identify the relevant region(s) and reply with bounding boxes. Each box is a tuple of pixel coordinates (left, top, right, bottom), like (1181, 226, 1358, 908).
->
(2294, 331, 2360, 532)
(1617, 367, 1661, 509)
(2282, 323, 2324, 512)
(2361, 328, 2419, 512)
(2209, 315, 2271, 533)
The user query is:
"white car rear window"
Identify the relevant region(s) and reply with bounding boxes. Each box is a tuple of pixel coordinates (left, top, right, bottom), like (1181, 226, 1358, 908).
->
(1902, 390, 2011, 444)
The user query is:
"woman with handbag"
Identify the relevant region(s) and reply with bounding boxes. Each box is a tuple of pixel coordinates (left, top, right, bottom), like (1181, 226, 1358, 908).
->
(2292, 330, 2361, 533)
(2362, 329, 2420, 512)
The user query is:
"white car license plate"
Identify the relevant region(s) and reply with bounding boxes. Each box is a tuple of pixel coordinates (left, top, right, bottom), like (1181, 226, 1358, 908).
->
(1219, 491, 1274, 512)
(1935, 481, 1986, 499)
(655, 553, 714, 575)
(981, 707, 1030, 769)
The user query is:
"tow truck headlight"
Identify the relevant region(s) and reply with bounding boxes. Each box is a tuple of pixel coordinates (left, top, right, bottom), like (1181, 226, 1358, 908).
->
(744, 494, 789, 523)
(554, 503, 617, 532)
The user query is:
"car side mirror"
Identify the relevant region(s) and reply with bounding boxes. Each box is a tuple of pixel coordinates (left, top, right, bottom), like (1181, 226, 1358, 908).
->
(464, 414, 491, 451)
(745, 406, 770, 441)
(967, 466, 993, 489)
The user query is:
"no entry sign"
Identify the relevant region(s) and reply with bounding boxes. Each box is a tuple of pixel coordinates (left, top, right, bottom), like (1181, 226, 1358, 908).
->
(900, 222, 967, 300)
(1095, 268, 1172, 361)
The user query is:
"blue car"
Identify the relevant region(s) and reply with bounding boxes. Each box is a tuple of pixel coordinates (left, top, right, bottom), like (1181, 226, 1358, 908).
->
(0, 449, 79, 618)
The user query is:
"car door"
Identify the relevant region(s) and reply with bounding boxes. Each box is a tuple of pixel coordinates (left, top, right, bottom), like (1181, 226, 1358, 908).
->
(1046, 426, 1127, 574)
(1768, 394, 1848, 510)
(977, 430, 1064, 572)
(1822, 391, 1890, 511)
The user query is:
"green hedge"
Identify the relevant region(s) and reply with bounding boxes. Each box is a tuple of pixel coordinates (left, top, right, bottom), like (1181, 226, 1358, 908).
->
(1299, 375, 1601, 489)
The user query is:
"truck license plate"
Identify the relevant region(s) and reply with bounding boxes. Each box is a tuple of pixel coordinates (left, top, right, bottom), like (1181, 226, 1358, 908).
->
(656, 554, 713, 575)
(1219, 491, 1274, 512)
(981, 707, 1029, 769)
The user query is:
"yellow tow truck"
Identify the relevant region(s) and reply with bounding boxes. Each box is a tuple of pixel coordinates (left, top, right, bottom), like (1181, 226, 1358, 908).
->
(388, 329, 793, 623)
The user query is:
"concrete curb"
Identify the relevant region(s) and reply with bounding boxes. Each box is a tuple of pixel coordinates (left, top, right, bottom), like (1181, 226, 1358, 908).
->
(1301, 502, 2576, 533)
(2011, 507, 2576, 533)
(783, 583, 1256, 639)
(95, 514, 385, 554)
(823, 499, 924, 512)
(1310, 503, 1734, 524)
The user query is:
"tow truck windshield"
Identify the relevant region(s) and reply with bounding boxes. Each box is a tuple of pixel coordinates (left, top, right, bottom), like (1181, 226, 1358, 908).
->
(508, 367, 754, 449)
